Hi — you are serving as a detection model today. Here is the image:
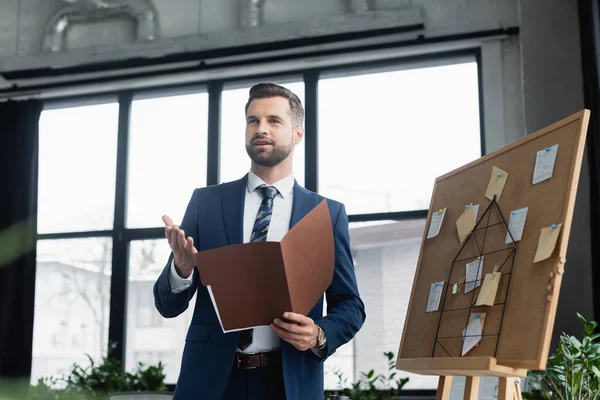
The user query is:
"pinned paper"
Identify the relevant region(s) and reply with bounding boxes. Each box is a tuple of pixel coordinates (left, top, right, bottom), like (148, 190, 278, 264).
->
(533, 144, 559, 184)
(506, 207, 529, 244)
(456, 204, 480, 243)
(462, 313, 486, 356)
(485, 166, 509, 201)
(475, 271, 501, 306)
(427, 208, 447, 239)
(465, 257, 484, 294)
(426, 281, 444, 312)
(534, 223, 563, 263)
(452, 282, 459, 294)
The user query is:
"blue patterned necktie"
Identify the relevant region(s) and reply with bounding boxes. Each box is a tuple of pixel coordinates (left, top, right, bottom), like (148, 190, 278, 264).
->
(238, 184, 279, 351)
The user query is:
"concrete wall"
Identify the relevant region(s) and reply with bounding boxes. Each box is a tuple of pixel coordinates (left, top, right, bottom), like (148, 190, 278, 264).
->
(0, 0, 518, 57)
(519, 0, 594, 348)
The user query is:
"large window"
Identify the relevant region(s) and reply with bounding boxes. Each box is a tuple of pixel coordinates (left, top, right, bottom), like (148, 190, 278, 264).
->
(127, 91, 209, 228)
(33, 54, 481, 392)
(318, 61, 481, 215)
(37, 102, 119, 233)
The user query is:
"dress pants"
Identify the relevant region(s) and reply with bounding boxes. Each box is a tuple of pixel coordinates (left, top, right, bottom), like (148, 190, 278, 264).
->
(222, 364, 286, 400)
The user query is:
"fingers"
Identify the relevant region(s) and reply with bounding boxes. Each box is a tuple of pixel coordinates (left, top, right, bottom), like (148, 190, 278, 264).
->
(177, 229, 187, 253)
(162, 215, 174, 227)
(282, 312, 312, 326)
(270, 323, 314, 350)
(186, 237, 198, 255)
(273, 318, 304, 334)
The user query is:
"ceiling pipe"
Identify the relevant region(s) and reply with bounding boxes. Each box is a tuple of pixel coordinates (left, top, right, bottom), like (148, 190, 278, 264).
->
(43, 0, 159, 53)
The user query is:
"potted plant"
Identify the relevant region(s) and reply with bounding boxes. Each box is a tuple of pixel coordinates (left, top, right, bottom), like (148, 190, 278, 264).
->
(325, 351, 410, 400)
(28, 343, 170, 400)
(522, 313, 600, 400)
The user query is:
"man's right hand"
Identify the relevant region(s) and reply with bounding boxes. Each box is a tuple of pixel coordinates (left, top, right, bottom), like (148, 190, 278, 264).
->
(162, 215, 198, 278)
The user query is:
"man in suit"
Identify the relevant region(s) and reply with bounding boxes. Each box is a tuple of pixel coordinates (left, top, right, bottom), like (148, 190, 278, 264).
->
(154, 82, 366, 399)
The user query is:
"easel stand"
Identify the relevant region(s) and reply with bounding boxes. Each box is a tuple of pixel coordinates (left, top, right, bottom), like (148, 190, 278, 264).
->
(436, 375, 522, 400)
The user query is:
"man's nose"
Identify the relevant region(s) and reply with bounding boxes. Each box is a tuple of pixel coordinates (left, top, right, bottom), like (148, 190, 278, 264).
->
(256, 119, 269, 135)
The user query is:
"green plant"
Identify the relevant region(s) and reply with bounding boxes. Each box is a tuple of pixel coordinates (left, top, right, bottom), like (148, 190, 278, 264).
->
(325, 351, 409, 400)
(523, 313, 600, 400)
(28, 343, 167, 400)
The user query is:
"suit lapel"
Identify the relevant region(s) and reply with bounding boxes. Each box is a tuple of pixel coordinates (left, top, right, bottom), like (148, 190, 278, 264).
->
(290, 180, 318, 229)
(221, 175, 247, 245)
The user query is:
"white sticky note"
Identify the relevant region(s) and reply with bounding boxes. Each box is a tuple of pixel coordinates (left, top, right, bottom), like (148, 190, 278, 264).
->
(462, 313, 484, 356)
(464, 257, 484, 294)
(427, 208, 447, 239)
(506, 207, 529, 244)
(472, 205, 480, 223)
(533, 144, 559, 184)
(426, 281, 444, 312)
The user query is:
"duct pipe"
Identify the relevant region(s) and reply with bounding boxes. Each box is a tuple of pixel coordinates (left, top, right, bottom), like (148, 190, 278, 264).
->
(240, 0, 265, 28)
(43, 0, 159, 53)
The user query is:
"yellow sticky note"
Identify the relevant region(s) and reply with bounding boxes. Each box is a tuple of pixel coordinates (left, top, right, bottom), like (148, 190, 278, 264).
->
(485, 166, 509, 201)
(475, 271, 501, 306)
(534, 223, 563, 263)
(456, 204, 476, 243)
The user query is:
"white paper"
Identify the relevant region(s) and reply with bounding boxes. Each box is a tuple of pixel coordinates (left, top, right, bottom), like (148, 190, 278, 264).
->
(426, 281, 444, 312)
(207, 286, 265, 333)
(464, 257, 484, 294)
(472, 205, 480, 223)
(533, 144, 559, 184)
(462, 314, 483, 356)
(427, 208, 447, 239)
(506, 207, 529, 244)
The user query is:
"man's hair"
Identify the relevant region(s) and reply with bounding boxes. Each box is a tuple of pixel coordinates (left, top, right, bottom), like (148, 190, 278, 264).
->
(244, 82, 304, 127)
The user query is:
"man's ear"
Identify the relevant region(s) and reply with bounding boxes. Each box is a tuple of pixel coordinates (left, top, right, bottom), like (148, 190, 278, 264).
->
(294, 124, 304, 145)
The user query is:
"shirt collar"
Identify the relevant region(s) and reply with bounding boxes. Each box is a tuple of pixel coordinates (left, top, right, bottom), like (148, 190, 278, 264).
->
(247, 170, 295, 199)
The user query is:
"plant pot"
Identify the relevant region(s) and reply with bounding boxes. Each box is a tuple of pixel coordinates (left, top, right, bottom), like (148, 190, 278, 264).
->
(107, 392, 174, 400)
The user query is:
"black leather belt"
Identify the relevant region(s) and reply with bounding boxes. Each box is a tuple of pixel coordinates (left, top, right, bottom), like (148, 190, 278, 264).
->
(234, 351, 281, 369)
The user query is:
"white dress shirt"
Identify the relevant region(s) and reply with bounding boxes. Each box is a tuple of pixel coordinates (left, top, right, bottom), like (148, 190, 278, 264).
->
(168, 170, 295, 353)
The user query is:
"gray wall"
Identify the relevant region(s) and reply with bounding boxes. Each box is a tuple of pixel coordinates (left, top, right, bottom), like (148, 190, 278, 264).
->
(519, 0, 594, 346)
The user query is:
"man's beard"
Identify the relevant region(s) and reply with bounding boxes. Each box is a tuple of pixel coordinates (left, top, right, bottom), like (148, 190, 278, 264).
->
(246, 140, 293, 167)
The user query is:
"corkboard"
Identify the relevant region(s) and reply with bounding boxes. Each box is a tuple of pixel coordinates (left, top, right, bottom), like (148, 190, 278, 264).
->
(395, 110, 590, 375)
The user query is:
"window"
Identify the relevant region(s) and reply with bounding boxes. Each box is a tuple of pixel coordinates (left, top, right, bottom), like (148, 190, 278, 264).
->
(125, 239, 196, 383)
(33, 52, 482, 391)
(37, 102, 119, 233)
(127, 91, 209, 228)
(31, 238, 112, 383)
(220, 81, 305, 185)
(318, 60, 481, 215)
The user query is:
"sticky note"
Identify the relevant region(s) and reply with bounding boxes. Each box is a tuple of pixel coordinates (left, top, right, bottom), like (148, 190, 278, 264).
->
(534, 223, 563, 263)
(533, 144, 559, 184)
(452, 282, 459, 294)
(506, 207, 529, 244)
(456, 204, 479, 243)
(485, 166, 509, 201)
(462, 313, 486, 356)
(426, 281, 444, 312)
(427, 208, 447, 239)
(464, 257, 484, 294)
(475, 271, 501, 306)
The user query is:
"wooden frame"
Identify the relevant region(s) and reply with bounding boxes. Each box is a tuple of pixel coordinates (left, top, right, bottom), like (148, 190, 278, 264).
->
(396, 110, 590, 378)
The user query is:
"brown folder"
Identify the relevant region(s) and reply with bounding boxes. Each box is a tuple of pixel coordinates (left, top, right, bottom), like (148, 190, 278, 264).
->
(195, 199, 335, 332)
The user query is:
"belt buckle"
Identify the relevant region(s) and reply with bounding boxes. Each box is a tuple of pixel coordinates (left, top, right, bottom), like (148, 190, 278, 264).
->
(236, 353, 258, 370)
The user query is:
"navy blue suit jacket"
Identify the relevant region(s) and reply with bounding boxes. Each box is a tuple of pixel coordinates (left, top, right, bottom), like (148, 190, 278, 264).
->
(153, 175, 366, 399)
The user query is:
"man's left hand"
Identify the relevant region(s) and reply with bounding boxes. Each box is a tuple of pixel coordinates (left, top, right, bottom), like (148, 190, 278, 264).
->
(270, 312, 318, 351)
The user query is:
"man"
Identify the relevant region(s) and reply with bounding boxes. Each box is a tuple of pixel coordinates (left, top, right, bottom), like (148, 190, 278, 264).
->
(153, 82, 365, 399)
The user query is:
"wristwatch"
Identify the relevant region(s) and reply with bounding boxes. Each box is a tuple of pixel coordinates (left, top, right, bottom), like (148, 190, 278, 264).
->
(315, 324, 327, 349)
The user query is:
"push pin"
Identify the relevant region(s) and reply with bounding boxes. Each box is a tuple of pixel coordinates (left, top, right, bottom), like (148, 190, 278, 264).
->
(552, 224, 557, 229)
(475, 314, 480, 319)
(439, 209, 443, 213)
(546, 147, 551, 152)
(512, 211, 516, 216)
(465, 205, 470, 209)
(497, 173, 502, 177)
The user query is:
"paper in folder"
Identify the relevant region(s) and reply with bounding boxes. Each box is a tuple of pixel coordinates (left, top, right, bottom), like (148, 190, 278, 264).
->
(195, 200, 335, 333)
